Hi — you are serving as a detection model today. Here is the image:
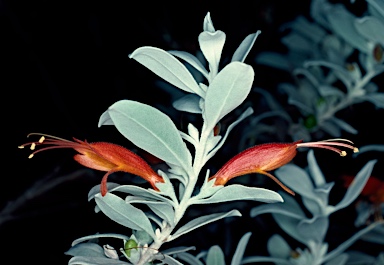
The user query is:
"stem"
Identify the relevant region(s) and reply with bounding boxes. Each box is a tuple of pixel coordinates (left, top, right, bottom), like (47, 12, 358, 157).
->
(319, 70, 374, 123)
(137, 122, 212, 264)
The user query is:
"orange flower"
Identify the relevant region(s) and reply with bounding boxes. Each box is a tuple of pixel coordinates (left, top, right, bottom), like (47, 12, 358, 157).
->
(19, 133, 164, 196)
(209, 139, 359, 195)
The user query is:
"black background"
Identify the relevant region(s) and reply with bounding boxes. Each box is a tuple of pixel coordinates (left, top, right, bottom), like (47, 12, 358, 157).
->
(4, 0, 384, 264)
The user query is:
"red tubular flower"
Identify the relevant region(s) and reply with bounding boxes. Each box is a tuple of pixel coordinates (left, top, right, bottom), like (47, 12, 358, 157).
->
(209, 139, 359, 195)
(19, 133, 164, 196)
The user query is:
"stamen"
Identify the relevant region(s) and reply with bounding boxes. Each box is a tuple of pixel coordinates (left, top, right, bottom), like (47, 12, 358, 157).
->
(27, 133, 72, 142)
(322, 138, 354, 144)
(19, 134, 91, 159)
(296, 139, 358, 156)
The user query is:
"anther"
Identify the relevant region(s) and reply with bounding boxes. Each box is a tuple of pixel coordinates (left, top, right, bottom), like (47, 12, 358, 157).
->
(340, 151, 347, 157)
(18, 145, 24, 149)
(30, 143, 36, 150)
(353, 147, 359, 153)
(28, 154, 34, 159)
(38, 136, 45, 143)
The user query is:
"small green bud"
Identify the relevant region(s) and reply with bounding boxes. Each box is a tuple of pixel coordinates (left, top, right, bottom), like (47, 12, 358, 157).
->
(304, 114, 317, 129)
(124, 239, 138, 257)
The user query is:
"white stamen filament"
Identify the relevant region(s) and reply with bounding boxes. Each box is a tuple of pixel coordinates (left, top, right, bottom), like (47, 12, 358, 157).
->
(296, 139, 358, 156)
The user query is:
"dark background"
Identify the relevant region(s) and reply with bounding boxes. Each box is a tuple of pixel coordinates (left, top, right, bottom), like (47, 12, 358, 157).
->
(4, 0, 383, 264)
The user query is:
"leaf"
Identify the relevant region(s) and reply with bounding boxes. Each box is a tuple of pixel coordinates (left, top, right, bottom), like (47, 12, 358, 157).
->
(252, 193, 308, 245)
(231, 232, 252, 265)
(288, 16, 327, 44)
(355, 16, 384, 44)
(329, 117, 358, 135)
(323, 222, 384, 263)
(129, 46, 204, 97)
(307, 150, 326, 187)
(304, 61, 354, 90)
(172, 94, 202, 114)
(88, 183, 120, 200)
(203, 12, 215, 32)
(326, 5, 370, 53)
(302, 197, 322, 217)
(95, 193, 155, 239)
(171, 252, 204, 265)
(360, 93, 384, 109)
(324, 254, 349, 265)
(206, 246, 226, 265)
(250, 192, 305, 220)
(317, 85, 345, 98)
(168, 50, 209, 79)
(68, 256, 130, 265)
(241, 256, 291, 264)
(163, 246, 196, 255)
(158, 255, 184, 265)
(65, 243, 105, 257)
(361, 225, 384, 244)
(171, 210, 241, 241)
(193, 184, 283, 204)
(231, 31, 261, 63)
(203, 62, 254, 131)
(144, 201, 175, 226)
(267, 234, 291, 259)
(282, 32, 313, 53)
(198, 30, 226, 77)
(273, 213, 307, 245)
(71, 233, 129, 247)
(206, 107, 254, 161)
(99, 100, 192, 170)
(276, 164, 317, 200)
(327, 160, 377, 214)
(155, 171, 178, 203)
(297, 216, 329, 243)
(321, 120, 342, 137)
(187, 123, 200, 141)
(255, 52, 294, 72)
(88, 183, 172, 204)
(367, 0, 384, 17)
(355, 144, 384, 156)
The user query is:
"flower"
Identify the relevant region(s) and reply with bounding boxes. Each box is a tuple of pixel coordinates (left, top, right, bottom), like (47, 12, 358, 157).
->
(19, 133, 164, 196)
(209, 139, 358, 195)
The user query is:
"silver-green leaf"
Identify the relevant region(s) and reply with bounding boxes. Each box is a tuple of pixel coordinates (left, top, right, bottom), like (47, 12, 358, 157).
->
(129, 46, 204, 97)
(171, 210, 241, 241)
(95, 193, 155, 239)
(204, 62, 254, 131)
(99, 100, 192, 170)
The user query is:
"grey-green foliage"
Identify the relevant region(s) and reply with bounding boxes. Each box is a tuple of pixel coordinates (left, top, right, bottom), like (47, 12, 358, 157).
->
(66, 12, 283, 265)
(242, 150, 383, 265)
(248, 0, 384, 143)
